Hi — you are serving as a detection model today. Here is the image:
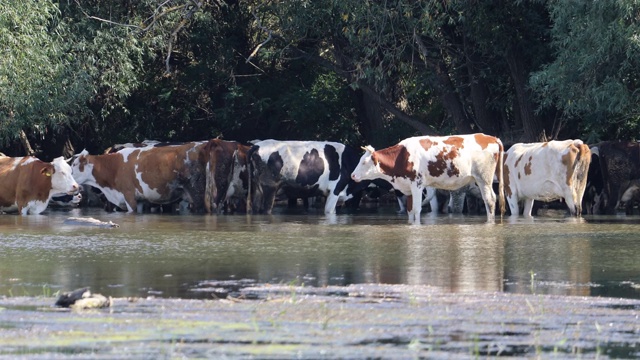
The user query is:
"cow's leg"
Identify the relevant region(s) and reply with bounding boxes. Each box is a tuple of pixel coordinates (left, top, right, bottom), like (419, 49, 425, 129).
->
(123, 193, 137, 213)
(563, 188, 579, 216)
(324, 193, 339, 214)
(448, 188, 466, 214)
(522, 199, 535, 217)
(507, 196, 520, 217)
(424, 187, 438, 214)
(395, 191, 407, 213)
(475, 178, 496, 220)
(408, 185, 423, 221)
(262, 185, 278, 215)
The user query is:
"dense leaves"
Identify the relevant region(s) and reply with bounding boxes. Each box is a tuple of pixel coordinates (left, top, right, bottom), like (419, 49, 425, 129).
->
(0, 1, 91, 147)
(1, 0, 640, 156)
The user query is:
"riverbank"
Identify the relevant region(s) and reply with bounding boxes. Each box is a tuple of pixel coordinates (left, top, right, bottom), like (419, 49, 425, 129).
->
(0, 284, 638, 359)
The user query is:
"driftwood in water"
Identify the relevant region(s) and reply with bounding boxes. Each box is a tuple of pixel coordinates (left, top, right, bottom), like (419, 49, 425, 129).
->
(63, 217, 119, 228)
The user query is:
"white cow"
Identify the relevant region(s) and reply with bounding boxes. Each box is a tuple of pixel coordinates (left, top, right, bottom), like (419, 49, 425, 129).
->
(504, 140, 591, 217)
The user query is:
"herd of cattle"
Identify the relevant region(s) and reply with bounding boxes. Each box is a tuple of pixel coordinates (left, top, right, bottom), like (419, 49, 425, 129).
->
(1, 133, 639, 219)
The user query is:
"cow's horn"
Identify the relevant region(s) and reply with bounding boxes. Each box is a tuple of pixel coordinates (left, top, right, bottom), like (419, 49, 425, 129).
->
(361, 145, 375, 153)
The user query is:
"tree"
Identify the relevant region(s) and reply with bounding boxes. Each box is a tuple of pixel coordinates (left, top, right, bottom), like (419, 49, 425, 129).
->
(0, 0, 92, 154)
(530, 0, 640, 141)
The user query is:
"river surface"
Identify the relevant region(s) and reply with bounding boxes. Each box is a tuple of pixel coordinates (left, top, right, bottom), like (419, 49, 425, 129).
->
(1, 207, 639, 300)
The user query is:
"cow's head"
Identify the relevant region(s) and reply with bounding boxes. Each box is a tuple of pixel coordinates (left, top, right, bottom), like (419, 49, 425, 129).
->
(70, 149, 93, 185)
(351, 146, 379, 182)
(49, 156, 80, 195)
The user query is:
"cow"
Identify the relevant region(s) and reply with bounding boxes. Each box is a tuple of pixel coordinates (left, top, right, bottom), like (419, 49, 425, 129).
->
(0, 156, 80, 215)
(588, 141, 640, 215)
(503, 140, 591, 217)
(350, 133, 505, 222)
(70, 141, 210, 213)
(202, 139, 251, 214)
(49, 193, 83, 208)
(246, 140, 368, 214)
(617, 179, 640, 213)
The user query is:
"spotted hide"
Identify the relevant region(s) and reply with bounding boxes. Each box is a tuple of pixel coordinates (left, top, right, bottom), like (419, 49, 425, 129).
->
(70, 142, 210, 213)
(351, 133, 505, 222)
(203, 139, 251, 214)
(247, 140, 366, 214)
(0, 156, 79, 215)
(504, 140, 591, 217)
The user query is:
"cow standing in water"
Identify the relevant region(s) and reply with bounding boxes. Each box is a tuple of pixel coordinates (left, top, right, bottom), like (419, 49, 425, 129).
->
(202, 139, 251, 214)
(589, 141, 640, 214)
(350, 133, 505, 222)
(0, 155, 80, 215)
(247, 140, 367, 214)
(70, 142, 210, 213)
(504, 140, 591, 217)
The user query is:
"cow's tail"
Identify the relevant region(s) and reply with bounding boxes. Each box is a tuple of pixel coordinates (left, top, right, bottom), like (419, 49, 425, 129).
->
(203, 142, 217, 214)
(497, 141, 506, 218)
(573, 141, 592, 215)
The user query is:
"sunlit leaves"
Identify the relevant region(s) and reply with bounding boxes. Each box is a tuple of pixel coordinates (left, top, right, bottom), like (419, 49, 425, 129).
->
(0, 0, 92, 144)
(530, 0, 640, 139)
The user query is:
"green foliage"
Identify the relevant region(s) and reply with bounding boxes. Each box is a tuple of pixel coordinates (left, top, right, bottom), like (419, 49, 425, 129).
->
(5, 0, 640, 153)
(0, 0, 92, 145)
(530, 0, 640, 140)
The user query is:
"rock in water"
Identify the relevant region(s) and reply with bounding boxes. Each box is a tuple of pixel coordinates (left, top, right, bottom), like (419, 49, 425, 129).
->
(63, 217, 119, 228)
(55, 287, 112, 309)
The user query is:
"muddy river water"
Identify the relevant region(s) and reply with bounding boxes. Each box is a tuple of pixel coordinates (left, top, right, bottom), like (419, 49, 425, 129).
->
(1, 208, 639, 300)
(0, 207, 639, 358)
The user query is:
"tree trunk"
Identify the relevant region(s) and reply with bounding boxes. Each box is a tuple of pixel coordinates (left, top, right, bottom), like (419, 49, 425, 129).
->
(353, 88, 386, 148)
(19, 130, 35, 156)
(414, 34, 473, 134)
(464, 36, 500, 135)
(505, 47, 545, 142)
(433, 58, 474, 134)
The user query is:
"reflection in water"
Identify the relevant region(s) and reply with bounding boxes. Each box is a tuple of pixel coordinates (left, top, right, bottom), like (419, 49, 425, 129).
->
(0, 209, 639, 299)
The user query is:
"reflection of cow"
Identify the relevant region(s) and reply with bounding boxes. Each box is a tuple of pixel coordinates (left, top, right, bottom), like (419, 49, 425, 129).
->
(351, 133, 505, 222)
(504, 140, 591, 217)
(0, 156, 80, 215)
(247, 140, 366, 214)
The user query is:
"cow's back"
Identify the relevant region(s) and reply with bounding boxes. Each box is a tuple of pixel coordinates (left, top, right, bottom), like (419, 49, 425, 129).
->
(506, 140, 589, 200)
(252, 140, 345, 187)
(400, 134, 501, 190)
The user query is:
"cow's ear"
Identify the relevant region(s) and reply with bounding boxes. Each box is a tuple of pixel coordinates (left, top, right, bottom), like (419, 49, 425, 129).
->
(41, 166, 54, 177)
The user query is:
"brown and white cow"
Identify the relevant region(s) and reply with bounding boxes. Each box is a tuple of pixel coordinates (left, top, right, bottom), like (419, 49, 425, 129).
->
(70, 141, 210, 213)
(351, 133, 505, 222)
(202, 139, 251, 214)
(504, 140, 591, 217)
(0, 155, 80, 215)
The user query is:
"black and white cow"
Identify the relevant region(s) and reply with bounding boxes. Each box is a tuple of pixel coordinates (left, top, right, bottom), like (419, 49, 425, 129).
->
(246, 140, 367, 214)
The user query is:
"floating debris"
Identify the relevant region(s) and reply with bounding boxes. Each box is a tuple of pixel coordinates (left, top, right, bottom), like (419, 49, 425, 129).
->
(55, 287, 112, 310)
(63, 217, 119, 228)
